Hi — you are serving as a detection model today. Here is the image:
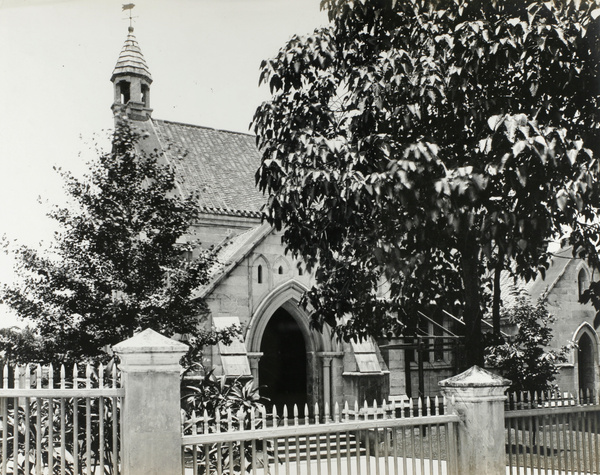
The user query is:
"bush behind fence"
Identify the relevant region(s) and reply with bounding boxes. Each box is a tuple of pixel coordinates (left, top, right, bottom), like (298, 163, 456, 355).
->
(0, 363, 123, 475)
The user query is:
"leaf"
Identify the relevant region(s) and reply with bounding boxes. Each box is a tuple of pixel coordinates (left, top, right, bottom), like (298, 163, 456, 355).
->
(556, 189, 568, 211)
(479, 137, 492, 154)
(512, 140, 527, 157)
(487, 115, 503, 131)
(567, 149, 578, 165)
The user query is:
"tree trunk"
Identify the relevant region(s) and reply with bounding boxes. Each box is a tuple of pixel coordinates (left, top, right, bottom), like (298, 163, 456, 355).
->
(459, 234, 484, 368)
(492, 254, 503, 338)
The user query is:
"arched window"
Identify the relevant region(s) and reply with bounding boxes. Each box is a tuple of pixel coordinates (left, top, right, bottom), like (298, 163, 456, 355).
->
(579, 268, 590, 301)
(278, 266, 283, 275)
(141, 83, 150, 107)
(118, 80, 131, 104)
(257, 265, 263, 284)
(298, 267, 303, 276)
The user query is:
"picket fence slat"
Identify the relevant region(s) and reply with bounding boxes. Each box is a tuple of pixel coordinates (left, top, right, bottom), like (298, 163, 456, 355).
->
(505, 390, 600, 475)
(182, 398, 460, 475)
(0, 361, 123, 475)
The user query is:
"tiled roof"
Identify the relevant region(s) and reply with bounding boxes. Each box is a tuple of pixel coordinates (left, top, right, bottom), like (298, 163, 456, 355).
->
(150, 119, 266, 215)
(111, 27, 152, 82)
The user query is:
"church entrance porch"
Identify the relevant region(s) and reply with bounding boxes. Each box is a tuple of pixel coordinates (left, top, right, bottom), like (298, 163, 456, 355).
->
(259, 308, 308, 414)
(245, 282, 330, 413)
(245, 281, 389, 415)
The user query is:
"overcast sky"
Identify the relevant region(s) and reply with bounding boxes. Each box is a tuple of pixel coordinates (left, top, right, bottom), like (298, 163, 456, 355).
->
(0, 0, 328, 326)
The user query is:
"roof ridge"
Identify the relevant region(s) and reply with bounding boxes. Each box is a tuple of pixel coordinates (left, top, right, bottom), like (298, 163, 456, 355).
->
(152, 118, 254, 138)
(199, 206, 262, 218)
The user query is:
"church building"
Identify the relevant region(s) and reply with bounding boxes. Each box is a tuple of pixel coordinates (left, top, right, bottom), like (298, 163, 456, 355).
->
(110, 26, 392, 411)
(109, 25, 600, 408)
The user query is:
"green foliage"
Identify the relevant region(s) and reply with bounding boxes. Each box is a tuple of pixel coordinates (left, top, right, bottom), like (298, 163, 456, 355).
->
(1, 121, 238, 365)
(485, 297, 567, 393)
(252, 0, 600, 365)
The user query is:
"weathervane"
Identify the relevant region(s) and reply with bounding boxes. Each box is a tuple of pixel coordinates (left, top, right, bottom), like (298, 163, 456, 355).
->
(122, 3, 136, 30)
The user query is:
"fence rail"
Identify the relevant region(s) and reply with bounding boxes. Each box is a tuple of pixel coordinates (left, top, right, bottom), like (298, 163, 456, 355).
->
(6, 331, 598, 475)
(505, 391, 600, 475)
(0, 363, 123, 475)
(182, 398, 460, 475)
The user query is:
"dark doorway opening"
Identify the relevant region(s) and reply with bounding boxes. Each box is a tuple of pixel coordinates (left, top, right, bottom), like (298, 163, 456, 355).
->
(259, 308, 307, 415)
(578, 332, 595, 395)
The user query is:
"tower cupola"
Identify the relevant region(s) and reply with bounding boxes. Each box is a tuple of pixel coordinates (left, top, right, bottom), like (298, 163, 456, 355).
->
(111, 26, 153, 121)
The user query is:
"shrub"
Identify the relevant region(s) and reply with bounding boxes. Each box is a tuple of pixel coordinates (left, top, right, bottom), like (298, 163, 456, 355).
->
(485, 297, 567, 394)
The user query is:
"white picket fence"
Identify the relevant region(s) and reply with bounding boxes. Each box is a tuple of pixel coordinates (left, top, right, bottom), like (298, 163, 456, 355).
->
(6, 332, 600, 475)
(505, 390, 600, 475)
(181, 398, 460, 475)
(0, 363, 124, 475)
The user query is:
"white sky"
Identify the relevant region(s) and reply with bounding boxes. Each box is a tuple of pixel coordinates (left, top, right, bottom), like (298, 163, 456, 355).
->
(0, 0, 328, 326)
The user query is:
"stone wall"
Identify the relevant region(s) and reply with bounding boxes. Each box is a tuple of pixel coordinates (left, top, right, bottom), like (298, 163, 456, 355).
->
(543, 258, 598, 394)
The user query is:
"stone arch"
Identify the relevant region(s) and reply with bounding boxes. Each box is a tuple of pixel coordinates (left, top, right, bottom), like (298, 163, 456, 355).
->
(573, 323, 600, 395)
(246, 280, 337, 409)
(246, 280, 335, 354)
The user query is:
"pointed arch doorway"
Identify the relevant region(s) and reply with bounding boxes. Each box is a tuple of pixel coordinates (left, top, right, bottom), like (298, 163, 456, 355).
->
(573, 324, 599, 397)
(259, 308, 308, 413)
(578, 332, 595, 395)
(247, 281, 338, 415)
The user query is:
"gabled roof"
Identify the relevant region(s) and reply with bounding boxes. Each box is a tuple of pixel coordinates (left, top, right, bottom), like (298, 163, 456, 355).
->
(528, 247, 574, 301)
(149, 119, 265, 216)
(499, 247, 576, 308)
(111, 27, 152, 82)
(193, 223, 273, 299)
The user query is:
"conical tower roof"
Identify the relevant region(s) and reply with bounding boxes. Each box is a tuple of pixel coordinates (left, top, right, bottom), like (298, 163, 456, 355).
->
(111, 26, 152, 83)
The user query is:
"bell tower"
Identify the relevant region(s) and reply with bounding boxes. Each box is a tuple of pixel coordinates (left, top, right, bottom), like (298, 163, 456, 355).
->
(111, 25, 153, 121)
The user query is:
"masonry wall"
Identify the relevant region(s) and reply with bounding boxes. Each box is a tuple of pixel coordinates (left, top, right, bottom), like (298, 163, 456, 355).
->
(201, 221, 394, 406)
(211, 229, 314, 331)
(543, 259, 598, 395)
(200, 223, 316, 380)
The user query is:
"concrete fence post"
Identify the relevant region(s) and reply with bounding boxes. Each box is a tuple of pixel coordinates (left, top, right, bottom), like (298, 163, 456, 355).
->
(113, 328, 188, 475)
(439, 365, 511, 475)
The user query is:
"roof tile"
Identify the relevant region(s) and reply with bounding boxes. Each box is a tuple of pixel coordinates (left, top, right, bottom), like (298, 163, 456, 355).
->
(151, 119, 265, 215)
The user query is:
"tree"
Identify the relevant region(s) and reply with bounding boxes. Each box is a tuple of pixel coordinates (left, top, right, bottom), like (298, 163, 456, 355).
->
(1, 121, 237, 365)
(0, 326, 44, 366)
(484, 297, 567, 393)
(252, 0, 600, 367)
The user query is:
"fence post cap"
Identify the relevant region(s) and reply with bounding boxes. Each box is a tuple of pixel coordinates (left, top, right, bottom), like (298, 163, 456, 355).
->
(439, 365, 510, 388)
(112, 328, 189, 355)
